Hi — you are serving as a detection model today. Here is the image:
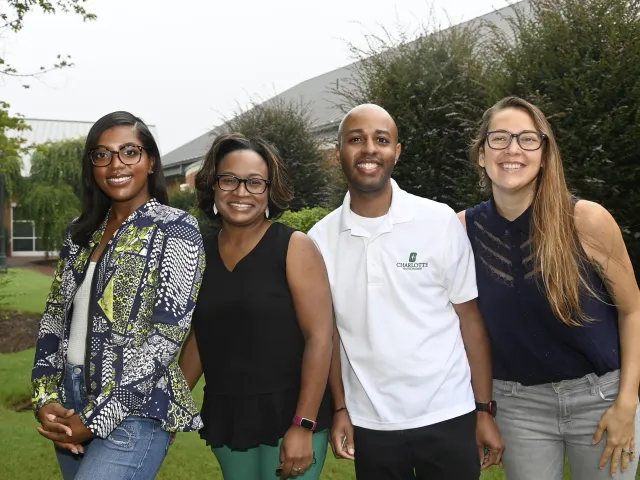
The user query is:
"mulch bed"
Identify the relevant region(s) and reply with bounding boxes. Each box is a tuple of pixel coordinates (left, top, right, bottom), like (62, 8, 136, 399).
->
(0, 311, 39, 410)
(0, 258, 54, 354)
(0, 310, 40, 354)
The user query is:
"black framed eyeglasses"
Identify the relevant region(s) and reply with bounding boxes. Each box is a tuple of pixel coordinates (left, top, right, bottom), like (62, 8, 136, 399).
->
(486, 130, 547, 151)
(89, 145, 145, 167)
(215, 174, 271, 194)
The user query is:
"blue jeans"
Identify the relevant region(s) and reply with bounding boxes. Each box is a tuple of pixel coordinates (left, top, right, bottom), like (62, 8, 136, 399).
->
(54, 363, 171, 480)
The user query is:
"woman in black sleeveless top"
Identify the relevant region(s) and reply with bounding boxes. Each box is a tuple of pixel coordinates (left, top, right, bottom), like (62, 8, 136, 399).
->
(179, 133, 334, 480)
(459, 97, 640, 479)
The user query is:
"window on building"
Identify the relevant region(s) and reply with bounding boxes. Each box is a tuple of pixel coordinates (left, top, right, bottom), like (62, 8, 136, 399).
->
(11, 206, 41, 253)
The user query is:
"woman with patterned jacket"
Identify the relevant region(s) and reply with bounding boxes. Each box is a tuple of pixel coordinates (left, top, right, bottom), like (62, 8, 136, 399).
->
(32, 111, 206, 480)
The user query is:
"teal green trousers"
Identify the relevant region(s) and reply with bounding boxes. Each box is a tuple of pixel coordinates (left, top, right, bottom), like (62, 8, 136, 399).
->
(212, 429, 329, 480)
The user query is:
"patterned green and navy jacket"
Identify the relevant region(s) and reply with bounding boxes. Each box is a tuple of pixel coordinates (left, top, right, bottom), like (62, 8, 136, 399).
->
(31, 199, 205, 438)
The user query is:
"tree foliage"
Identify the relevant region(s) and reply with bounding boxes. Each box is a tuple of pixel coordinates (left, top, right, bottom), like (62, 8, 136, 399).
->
(224, 98, 328, 210)
(4, 0, 95, 31)
(20, 138, 83, 254)
(0, 104, 29, 198)
(492, 0, 640, 270)
(336, 21, 492, 211)
(28, 137, 83, 196)
(322, 159, 348, 209)
(168, 187, 196, 213)
(1, 0, 95, 84)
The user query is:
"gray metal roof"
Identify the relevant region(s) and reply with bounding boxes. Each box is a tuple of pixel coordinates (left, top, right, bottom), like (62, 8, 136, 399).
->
(162, 1, 528, 172)
(16, 118, 160, 175)
(161, 129, 218, 169)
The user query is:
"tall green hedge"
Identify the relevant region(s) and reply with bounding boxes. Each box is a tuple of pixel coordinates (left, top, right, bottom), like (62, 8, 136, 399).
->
(493, 0, 640, 271)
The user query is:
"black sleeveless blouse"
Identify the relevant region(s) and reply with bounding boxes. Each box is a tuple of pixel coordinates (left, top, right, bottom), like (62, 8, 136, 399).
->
(192, 222, 332, 449)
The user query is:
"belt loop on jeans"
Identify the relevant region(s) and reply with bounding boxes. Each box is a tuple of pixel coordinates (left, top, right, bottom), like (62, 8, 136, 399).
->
(586, 373, 598, 395)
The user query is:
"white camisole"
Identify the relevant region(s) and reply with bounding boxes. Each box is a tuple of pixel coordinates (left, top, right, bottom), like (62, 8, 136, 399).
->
(66, 262, 97, 365)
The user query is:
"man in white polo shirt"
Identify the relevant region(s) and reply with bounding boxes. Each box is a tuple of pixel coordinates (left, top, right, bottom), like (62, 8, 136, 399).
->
(308, 104, 504, 479)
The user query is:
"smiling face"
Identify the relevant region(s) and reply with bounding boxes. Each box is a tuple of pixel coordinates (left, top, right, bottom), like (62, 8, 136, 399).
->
(92, 125, 154, 208)
(338, 105, 401, 195)
(481, 107, 544, 195)
(214, 148, 270, 227)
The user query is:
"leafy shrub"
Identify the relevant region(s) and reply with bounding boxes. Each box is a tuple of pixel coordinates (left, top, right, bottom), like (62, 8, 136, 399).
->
(168, 188, 197, 212)
(277, 207, 333, 233)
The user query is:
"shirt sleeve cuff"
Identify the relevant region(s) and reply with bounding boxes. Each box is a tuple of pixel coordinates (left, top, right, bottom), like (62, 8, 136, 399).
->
(449, 287, 478, 305)
(80, 393, 131, 438)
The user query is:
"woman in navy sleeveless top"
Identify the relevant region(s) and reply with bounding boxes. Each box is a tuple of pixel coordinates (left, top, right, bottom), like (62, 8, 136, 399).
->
(459, 97, 640, 479)
(179, 133, 334, 480)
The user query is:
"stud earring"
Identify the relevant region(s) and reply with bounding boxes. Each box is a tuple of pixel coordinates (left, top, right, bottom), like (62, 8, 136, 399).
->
(265, 206, 270, 219)
(213, 203, 218, 215)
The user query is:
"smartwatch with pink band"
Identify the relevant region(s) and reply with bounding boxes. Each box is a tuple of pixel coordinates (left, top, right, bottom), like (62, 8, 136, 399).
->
(292, 415, 317, 431)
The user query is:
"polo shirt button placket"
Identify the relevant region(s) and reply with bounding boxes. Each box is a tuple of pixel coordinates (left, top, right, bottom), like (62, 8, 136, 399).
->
(367, 243, 384, 285)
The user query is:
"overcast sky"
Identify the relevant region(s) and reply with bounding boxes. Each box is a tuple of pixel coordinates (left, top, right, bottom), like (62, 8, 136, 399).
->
(2, 0, 507, 154)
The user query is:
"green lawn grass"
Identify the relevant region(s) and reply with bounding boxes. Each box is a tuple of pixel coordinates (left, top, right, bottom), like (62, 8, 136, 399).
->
(0, 267, 53, 314)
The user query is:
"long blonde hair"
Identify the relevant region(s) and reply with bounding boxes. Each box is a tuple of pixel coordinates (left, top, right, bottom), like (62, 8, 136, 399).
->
(470, 96, 594, 326)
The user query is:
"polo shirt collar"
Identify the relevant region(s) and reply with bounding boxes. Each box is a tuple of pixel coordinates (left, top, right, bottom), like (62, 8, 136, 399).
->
(338, 178, 415, 235)
(484, 197, 532, 236)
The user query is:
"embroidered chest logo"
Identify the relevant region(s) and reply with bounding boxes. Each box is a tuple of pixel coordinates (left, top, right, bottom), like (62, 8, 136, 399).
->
(397, 252, 428, 271)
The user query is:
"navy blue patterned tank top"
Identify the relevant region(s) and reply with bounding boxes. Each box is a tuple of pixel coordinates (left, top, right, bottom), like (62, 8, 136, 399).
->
(465, 198, 620, 385)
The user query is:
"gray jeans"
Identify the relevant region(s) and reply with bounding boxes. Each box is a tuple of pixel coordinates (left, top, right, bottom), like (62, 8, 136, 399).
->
(493, 370, 639, 479)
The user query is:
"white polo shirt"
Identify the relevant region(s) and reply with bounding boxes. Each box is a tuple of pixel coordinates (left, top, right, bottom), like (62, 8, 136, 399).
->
(308, 179, 477, 431)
